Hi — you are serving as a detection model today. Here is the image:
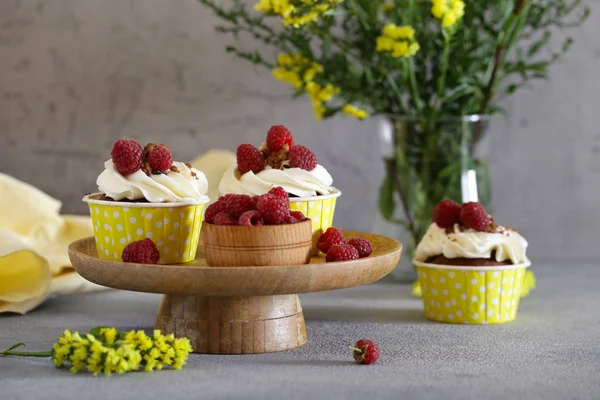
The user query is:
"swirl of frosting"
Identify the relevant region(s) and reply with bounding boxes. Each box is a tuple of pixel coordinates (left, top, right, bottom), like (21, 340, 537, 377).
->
(414, 223, 529, 265)
(218, 163, 335, 197)
(97, 160, 209, 203)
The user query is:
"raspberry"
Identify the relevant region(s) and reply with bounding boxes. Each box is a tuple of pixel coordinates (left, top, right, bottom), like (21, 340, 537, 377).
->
(318, 228, 346, 253)
(122, 238, 160, 264)
(266, 125, 294, 152)
(352, 339, 380, 365)
(290, 210, 306, 222)
(224, 194, 256, 218)
(460, 202, 490, 231)
(284, 215, 298, 224)
(204, 195, 233, 223)
(111, 139, 143, 175)
(348, 238, 372, 258)
(319, 227, 342, 243)
(326, 244, 359, 262)
(433, 199, 461, 229)
(289, 145, 317, 171)
(204, 203, 223, 224)
(213, 212, 238, 226)
(239, 210, 264, 226)
(237, 144, 264, 174)
(268, 186, 289, 200)
(147, 144, 173, 172)
(257, 194, 290, 225)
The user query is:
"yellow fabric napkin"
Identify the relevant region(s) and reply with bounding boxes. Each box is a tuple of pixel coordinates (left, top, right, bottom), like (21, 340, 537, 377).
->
(0, 173, 105, 314)
(0, 152, 235, 314)
(189, 149, 236, 203)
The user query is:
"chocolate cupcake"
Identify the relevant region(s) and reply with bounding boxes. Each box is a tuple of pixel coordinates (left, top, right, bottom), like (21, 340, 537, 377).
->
(413, 200, 531, 324)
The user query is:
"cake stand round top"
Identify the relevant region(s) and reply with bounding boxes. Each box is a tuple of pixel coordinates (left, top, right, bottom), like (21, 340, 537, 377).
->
(68, 231, 402, 297)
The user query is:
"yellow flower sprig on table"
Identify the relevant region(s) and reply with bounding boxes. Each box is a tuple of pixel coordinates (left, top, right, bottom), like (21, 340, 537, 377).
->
(254, 0, 344, 28)
(0, 327, 193, 376)
(376, 24, 420, 58)
(431, 0, 465, 28)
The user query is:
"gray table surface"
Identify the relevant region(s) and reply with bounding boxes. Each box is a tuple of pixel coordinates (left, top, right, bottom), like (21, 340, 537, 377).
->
(1, 264, 599, 400)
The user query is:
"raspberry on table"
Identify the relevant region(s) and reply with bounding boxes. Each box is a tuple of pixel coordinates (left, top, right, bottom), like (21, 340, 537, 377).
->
(122, 238, 160, 264)
(433, 199, 461, 229)
(213, 212, 239, 226)
(352, 339, 380, 365)
(460, 202, 490, 231)
(266, 125, 294, 152)
(257, 194, 290, 225)
(239, 210, 264, 226)
(224, 194, 256, 218)
(290, 210, 306, 222)
(237, 144, 265, 174)
(348, 238, 372, 258)
(111, 139, 143, 175)
(318, 228, 346, 253)
(147, 144, 174, 172)
(268, 186, 289, 200)
(326, 244, 359, 262)
(289, 145, 317, 171)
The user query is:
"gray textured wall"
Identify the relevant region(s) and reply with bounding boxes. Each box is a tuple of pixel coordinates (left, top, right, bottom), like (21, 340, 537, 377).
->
(1, 0, 598, 262)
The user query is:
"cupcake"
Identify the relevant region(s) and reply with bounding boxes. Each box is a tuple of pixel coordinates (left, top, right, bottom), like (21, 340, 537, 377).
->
(84, 140, 210, 264)
(412, 200, 531, 324)
(218, 125, 340, 254)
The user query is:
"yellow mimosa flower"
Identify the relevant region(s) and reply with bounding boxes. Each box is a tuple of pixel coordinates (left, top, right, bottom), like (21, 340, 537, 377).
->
(313, 102, 327, 120)
(100, 327, 117, 345)
(409, 42, 421, 55)
(342, 104, 368, 119)
(254, 0, 272, 13)
(383, 24, 415, 40)
(442, 13, 457, 27)
(431, 0, 465, 27)
(391, 41, 410, 58)
(431, 0, 448, 18)
(376, 36, 395, 52)
(377, 24, 419, 58)
(255, 0, 343, 28)
(306, 82, 339, 103)
(3, 327, 194, 376)
(273, 68, 303, 88)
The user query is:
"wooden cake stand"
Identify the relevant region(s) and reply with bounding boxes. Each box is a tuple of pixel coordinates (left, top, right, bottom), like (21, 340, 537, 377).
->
(68, 231, 402, 354)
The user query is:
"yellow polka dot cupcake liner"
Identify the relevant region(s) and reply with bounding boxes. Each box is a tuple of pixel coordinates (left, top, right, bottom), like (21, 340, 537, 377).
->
(289, 190, 341, 255)
(413, 261, 532, 324)
(84, 194, 207, 264)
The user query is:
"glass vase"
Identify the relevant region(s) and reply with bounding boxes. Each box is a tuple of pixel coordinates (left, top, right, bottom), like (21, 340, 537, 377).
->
(375, 115, 492, 282)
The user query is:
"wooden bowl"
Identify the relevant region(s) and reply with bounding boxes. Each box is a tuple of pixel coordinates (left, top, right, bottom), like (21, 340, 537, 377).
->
(201, 219, 313, 267)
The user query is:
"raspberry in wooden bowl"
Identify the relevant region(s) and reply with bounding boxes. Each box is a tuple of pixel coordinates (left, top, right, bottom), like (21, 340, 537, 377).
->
(218, 125, 341, 255)
(201, 190, 312, 266)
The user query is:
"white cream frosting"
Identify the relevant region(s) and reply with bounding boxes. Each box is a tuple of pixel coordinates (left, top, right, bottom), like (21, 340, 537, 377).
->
(414, 223, 529, 265)
(97, 160, 209, 203)
(218, 163, 335, 197)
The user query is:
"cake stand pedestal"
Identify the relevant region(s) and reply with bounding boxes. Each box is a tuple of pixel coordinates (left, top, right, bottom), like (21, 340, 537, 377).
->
(68, 231, 402, 354)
